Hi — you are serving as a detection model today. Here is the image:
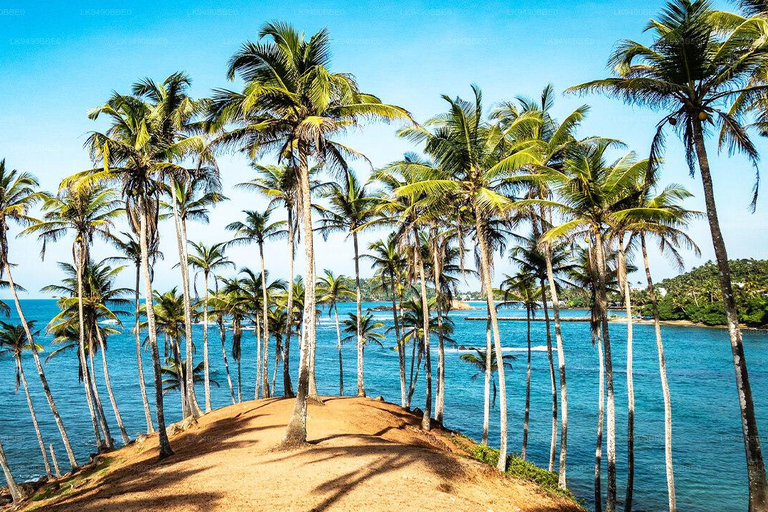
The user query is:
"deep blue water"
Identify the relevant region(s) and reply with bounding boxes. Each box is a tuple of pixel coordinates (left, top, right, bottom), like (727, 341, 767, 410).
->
(0, 299, 766, 511)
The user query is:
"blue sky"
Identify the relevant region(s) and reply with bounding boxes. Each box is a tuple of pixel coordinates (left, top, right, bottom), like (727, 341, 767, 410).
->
(0, 0, 764, 297)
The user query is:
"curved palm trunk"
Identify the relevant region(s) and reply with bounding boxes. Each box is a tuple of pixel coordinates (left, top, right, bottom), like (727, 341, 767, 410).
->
(482, 317, 491, 445)
(95, 327, 130, 445)
(283, 212, 295, 398)
(134, 265, 154, 432)
(432, 245, 446, 425)
(283, 152, 317, 446)
(618, 237, 635, 511)
(354, 232, 365, 397)
(334, 305, 344, 396)
(407, 338, 423, 408)
(595, 327, 605, 512)
(172, 190, 202, 419)
(259, 243, 271, 399)
(75, 244, 108, 452)
(413, 228, 432, 431)
(641, 234, 676, 511)
(545, 245, 568, 489)
(0, 435, 20, 502)
(593, 229, 616, 512)
(16, 356, 51, 476)
(202, 272, 211, 412)
(692, 120, 768, 510)
(139, 205, 173, 459)
(521, 303, 532, 460)
(474, 213, 507, 471)
(88, 351, 113, 448)
(3, 261, 77, 469)
(391, 282, 406, 408)
(539, 276, 558, 472)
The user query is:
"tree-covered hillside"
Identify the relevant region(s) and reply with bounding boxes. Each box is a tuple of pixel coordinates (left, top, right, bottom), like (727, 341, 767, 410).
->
(633, 259, 768, 327)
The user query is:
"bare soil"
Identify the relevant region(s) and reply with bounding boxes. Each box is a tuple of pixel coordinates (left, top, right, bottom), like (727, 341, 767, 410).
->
(19, 397, 582, 512)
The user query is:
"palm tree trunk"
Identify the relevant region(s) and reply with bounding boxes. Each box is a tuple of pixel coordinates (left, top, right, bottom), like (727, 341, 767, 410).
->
(0, 434, 20, 502)
(2, 261, 77, 469)
(354, 232, 365, 397)
(49, 445, 61, 478)
(641, 234, 676, 511)
(284, 211, 295, 398)
(473, 213, 507, 471)
(413, 227, 432, 431)
(522, 303, 532, 460)
(139, 204, 173, 459)
(407, 338, 422, 408)
(692, 119, 768, 510)
(95, 327, 130, 445)
(172, 190, 202, 419)
(272, 335, 281, 394)
(283, 151, 316, 447)
(16, 356, 51, 476)
(431, 244, 446, 425)
(219, 314, 235, 405)
(74, 244, 107, 452)
(545, 245, 568, 489)
(391, 282, 406, 408)
(88, 351, 113, 448)
(255, 319, 261, 399)
(134, 265, 154, 433)
(483, 317, 491, 446)
(593, 228, 616, 512)
(259, 243, 271, 398)
(334, 305, 344, 396)
(539, 275, 558, 472)
(203, 272, 211, 412)
(595, 327, 605, 512)
(618, 236, 635, 511)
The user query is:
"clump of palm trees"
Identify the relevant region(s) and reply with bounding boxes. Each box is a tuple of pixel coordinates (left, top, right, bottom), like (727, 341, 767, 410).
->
(1, 3, 767, 512)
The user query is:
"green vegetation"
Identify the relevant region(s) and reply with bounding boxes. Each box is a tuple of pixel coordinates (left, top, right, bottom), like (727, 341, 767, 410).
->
(633, 260, 768, 327)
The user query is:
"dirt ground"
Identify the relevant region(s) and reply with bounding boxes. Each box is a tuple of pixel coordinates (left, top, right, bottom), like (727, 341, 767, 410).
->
(19, 397, 582, 512)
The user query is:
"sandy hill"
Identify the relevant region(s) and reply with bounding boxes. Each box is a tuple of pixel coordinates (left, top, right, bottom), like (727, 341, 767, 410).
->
(13, 397, 582, 512)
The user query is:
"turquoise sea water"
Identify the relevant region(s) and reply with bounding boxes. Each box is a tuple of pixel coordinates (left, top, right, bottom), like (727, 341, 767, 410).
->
(0, 299, 765, 511)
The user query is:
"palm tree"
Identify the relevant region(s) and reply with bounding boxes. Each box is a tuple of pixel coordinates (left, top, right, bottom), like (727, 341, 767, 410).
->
(542, 142, 646, 511)
(318, 169, 377, 397)
(570, 3, 768, 507)
(317, 270, 354, 395)
(0, 159, 78, 469)
(226, 208, 286, 399)
(0, 320, 51, 476)
(217, 277, 249, 402)
(459, 348, 514, 441)
(207, 286, 237, 404)
(210, 21, 411, 446)
(151, 288, 187, 412)
(341, 312, 385, 350)
(188, 241, 235, 412)
(163, 360, 219, 396)
(25, 183, 124, 449)
(109, 231, 161, 433)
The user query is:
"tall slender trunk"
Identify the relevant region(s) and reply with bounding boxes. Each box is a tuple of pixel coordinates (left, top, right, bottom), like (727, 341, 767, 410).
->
(259, 243, 270, 398)
(95, 328, 130, 445)
(392, 281, 406, 408)
(16, 356, 51, 476)
(49, 445, 61, 478)
(413, 227, 432, 431)
(283, 151, 316, 446)
(595, 327, 605, 512)
(203, 272, 211, 412)
(334, 305, 344, 396)
(540, 276, 558, 472)
(272, 334, 281, 394)
(2, 261, 77, 469)
(134, 265, 154, 432)
(641, 234, 676, 511)
(75, 244, 107, 452)
(255, 318, 261, 399)
(692, 119, 767, 511)
(0, 434, 20, 502)
(88, 350, 113, 448)
(618, 235, 635, 511)
(593, 228, 616, 512)
(431, 242, 446, 425)
(219, 313, 235, 404)
(407, 339, 423, 408)
(544, 245, 568, 488)
(482, 317, 491, 445)
(354, 232, 365, 397)
(139, 203, 173, 459)
(283, 211, 295, 397)
(521, 303, 532, 460)
(171, 187, 202, 419)
(474, 212, 507, 471)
